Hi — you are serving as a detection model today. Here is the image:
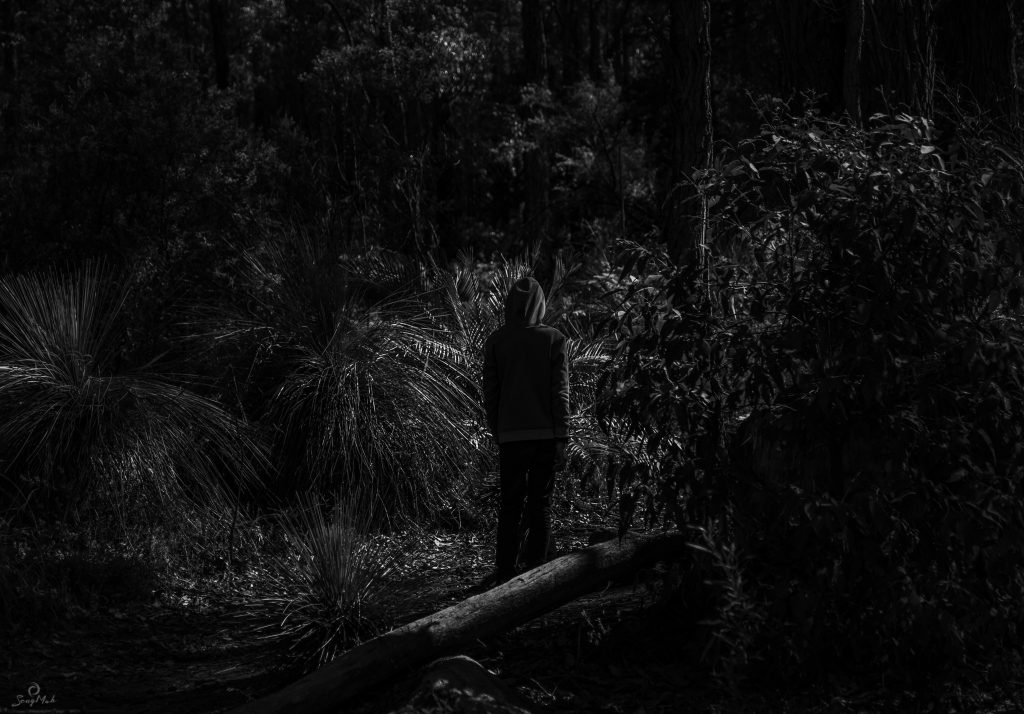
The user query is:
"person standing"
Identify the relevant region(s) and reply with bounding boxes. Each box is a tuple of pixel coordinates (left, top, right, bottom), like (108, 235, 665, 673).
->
(483, 276, 570, 584)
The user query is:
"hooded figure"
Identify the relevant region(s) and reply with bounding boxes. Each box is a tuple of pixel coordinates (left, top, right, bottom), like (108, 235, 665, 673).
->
(483, 276, 569, 583)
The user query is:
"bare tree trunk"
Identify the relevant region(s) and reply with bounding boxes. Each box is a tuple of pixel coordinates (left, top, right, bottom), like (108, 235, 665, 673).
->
(843, 0, 865, 123)
(771, 0, 846, 111)
(228, 530, 687, 714)
(557, 0, 584, 86)
(936, 0, 1018, 116)
(522, 0, 549, 253)
(208, 0, 230, 89)
(1, 0, 17, 86)
(611, 0, 633, 86)
(588, 0, 603, 82)
(0, 0, 18, 130)
(864, 0, 936, 116)
(662, 0, 712, 265)
(522, 0, 547, 85)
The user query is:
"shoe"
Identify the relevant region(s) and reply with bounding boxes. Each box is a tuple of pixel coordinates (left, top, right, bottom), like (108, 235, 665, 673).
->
(480, 570, 516, 589)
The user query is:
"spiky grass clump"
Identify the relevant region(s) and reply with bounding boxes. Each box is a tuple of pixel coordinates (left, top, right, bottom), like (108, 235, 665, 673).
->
(0, 263, 264, 540)
(207, 232, 483, 518)
(254, 487, 396, 667)
(270, 303, 480, 515)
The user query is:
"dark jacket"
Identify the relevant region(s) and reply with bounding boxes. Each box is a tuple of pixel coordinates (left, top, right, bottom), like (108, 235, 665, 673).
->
(483, 277, 570, 444)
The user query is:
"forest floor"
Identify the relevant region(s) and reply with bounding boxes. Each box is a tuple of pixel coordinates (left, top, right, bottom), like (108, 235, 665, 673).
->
(5, 498, 1024, 714)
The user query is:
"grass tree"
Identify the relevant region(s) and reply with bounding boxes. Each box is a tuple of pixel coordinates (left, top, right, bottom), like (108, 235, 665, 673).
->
(0, 263, 265, 543)
(243, 484, 398, 668)
(210, 231, 482, 521)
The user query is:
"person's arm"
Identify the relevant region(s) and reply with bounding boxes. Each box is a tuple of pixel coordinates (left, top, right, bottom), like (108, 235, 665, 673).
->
(551, 332, 570, 440)
(483, 334, 500, 439)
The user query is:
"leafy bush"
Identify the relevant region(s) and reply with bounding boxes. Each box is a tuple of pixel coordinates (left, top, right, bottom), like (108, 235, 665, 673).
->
(602, 111, 1024, 678)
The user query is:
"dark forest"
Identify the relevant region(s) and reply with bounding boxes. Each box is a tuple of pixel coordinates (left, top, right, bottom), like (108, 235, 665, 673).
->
(3, 1, 1024, 712)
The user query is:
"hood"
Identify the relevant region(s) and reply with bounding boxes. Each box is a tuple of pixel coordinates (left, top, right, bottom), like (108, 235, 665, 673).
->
(504, 277, 546, 327)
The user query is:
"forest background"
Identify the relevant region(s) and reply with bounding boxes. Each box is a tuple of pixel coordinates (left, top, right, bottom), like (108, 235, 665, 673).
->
(3, 1, 1024, 712)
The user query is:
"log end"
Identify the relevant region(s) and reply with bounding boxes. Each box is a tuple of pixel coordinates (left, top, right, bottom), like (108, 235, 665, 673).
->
(390, 655, 534, 714)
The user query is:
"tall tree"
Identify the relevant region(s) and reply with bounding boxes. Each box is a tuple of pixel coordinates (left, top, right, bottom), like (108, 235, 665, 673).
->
(556, 0, 584, 86)
(771, 0, 846, 112)
(936, 0, 1018, 116)
(0, 0, 18, 129)
(843, 0, 866, 123)
(863, 0, 937, 116)
(208, 0, 230, 88)
(522, 0, 547, 84)
(661, 0, 712, 264)
(610, 0, 634, 86)
(587, 0, 603, 82)
(521, 0, 550, 252)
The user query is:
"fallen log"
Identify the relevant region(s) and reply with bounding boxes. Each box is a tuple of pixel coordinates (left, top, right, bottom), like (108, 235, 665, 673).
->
(228, 529, 687, 714)
(388, 655, 534, 714)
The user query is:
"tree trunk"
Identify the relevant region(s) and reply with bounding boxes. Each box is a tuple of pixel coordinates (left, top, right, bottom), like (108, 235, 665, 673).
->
(588, 0, 603, 83)
(521, 0, 549, 253)
(771, 0, 846, 112)
(843, 0, 865, 123)
(522, 0, 547, 85)
(208, 0, 230, 89)
(0, 0, 17, 85)
(936, 0, 1018, 116)
(662, 0, 712, 265)
(0, 0, 17, 130)
(863, 0, 936, 116)
(611, 0, 633, 86)
(558, 0, 584, 86)
(227, 530, 687, 714)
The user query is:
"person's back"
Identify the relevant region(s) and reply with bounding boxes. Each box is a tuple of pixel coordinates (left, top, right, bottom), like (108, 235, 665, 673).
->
(483, 276, 569, 583)
(484, 284, 568, 443)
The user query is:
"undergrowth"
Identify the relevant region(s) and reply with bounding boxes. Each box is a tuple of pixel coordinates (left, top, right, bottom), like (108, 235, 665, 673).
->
(238, 485, 399, 669)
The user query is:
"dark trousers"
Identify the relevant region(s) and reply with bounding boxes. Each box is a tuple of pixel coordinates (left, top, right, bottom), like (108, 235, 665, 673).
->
(496, 439, 556, 578)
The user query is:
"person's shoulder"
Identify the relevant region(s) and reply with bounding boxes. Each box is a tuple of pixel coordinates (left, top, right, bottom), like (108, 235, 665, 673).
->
(535, 324, 567, 341)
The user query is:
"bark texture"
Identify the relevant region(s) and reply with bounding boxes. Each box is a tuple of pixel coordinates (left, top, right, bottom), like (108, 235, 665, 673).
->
(843, 0, 866, 123)
(864, 0, 937, 116)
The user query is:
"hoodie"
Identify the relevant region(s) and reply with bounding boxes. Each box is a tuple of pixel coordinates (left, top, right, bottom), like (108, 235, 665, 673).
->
(483, 277, 570, 443)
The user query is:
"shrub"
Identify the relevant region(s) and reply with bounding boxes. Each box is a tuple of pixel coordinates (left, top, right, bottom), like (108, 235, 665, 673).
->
(602, 111, 1024, 678)
(203, 232, 483, 518)
(244, 486, 396, 668)
(0, 263, 264, 544)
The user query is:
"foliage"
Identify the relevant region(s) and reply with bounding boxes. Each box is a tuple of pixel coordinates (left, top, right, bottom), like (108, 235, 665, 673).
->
(202, 232, 482, 520)
(688, 523, 766, 688)
(244, 487, 397, 668)
(0, 0, 287, 269)
(603, 111, 1024, 677)
(0, 264, 265, 540)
